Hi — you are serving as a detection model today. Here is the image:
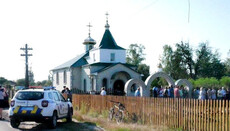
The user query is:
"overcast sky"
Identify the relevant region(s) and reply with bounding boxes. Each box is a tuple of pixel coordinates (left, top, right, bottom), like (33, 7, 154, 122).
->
(0, 0, 230, 82)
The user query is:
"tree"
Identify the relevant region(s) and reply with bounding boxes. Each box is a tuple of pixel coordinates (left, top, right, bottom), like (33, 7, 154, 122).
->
(160, 44, 189, 80)
(137, 64, 150, 81)
(175, 41, 194, 78)
(126, 44, 145, 66)
(195, 42, 225, 79)
(126, 44, 150, 80)
(225, 50, 230, 76)
(16, 79, 25, 86)
(220, 76, 230, 88)
(0, 77, 8, 85)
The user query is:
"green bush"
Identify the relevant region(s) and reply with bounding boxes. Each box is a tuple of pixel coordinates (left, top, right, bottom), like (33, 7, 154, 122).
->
(220, 76, 230, 88)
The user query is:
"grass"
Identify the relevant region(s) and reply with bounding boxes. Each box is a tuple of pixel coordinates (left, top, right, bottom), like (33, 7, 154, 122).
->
(73, 103, 173, 131)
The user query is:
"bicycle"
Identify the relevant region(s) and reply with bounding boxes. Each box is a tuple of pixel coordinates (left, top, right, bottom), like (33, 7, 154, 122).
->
(108, 101, 126, 124)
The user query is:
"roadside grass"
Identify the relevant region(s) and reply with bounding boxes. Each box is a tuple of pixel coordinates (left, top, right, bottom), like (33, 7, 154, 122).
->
(73, 103, 169, 131)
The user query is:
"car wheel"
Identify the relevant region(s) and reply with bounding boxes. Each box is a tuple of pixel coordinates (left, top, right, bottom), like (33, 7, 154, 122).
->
(49, 111, 57, 128)
(66, 108, 72, 122)
(10, 118, 20, 128)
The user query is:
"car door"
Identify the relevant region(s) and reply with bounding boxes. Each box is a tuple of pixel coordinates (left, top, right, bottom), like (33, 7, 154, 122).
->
(57, 92, 69, 116)
(52, 91, 64, 117)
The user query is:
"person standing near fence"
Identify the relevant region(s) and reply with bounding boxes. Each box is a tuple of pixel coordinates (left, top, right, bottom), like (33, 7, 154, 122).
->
(0, 86, 5, 120)
(174, 86, 180, 98)
(134, 87, 140, 97)
(211, 87, 217, 100)
(221, 87, 226, 100)
(217, 88, 222, 100)
(198, 87, 206, 100)
(207, 88, 212, 99)
(100, 87, 106, 96)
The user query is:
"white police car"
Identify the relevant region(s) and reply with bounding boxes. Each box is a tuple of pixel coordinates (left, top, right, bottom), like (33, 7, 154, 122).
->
(8, 87, 73, 128)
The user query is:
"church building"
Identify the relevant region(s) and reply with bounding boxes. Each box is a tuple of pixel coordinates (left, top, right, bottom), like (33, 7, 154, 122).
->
(51, 14, 141, 95)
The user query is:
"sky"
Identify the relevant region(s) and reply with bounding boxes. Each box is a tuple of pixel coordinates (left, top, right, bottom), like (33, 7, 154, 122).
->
(0, 0, 230, 82)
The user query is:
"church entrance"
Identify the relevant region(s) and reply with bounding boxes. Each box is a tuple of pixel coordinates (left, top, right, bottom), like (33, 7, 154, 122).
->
(113, 80, 125, 96)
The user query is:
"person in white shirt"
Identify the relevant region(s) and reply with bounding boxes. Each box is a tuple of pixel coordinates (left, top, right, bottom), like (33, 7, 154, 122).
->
(100, 87, 106, 96)
(198, 87, 206, 100)
(217, 88, 222, 100)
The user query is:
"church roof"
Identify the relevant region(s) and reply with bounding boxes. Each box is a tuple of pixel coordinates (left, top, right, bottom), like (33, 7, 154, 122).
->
(99, 29, 125, 50)
(88, 62, 137, 74)
(52, 52, 89, 70)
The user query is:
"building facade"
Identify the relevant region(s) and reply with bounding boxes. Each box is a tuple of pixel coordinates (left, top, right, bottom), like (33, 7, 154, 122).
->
(51, 16, 141, 95)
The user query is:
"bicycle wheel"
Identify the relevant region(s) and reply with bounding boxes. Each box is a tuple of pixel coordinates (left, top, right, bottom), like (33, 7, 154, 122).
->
(115, 111, 124, 124)
(108, 107, 115, 121)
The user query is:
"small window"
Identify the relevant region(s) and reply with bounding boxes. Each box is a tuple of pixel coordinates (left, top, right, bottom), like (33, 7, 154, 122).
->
(56, 72, 59, 85)
(63, 71, 67, 84)
(110, 53, 115, 61)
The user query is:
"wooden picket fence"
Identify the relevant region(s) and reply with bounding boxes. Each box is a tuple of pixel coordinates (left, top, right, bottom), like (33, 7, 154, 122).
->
(71, 94, 230, 131)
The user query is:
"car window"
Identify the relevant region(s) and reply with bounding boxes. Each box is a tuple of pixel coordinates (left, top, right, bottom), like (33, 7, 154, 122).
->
(53, 92, 60, 101)
(48, 92, 53, 99)
(15, 91, 44, 100)
(58, 92, 66, 102)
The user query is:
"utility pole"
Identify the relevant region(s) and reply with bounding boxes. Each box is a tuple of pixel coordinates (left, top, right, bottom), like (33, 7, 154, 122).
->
(20, 44, 33, 89)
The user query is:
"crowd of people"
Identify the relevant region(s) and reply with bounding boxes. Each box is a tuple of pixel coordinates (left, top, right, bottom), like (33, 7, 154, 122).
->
(134, 85, 230, 100)
(192, 86, 230, 100)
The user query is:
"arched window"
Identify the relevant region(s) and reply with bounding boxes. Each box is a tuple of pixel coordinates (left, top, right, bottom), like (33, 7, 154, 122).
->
(83, 79, 86, 92)
(102, 78, 107, 91)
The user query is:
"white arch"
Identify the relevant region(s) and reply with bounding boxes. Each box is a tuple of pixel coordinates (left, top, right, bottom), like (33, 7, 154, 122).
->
(145, 72, 175, 90)
(175, 79, 193, 98)
(124, 79, 149, 97)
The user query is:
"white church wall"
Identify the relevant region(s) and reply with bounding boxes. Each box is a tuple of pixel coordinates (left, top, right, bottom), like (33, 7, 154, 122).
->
(71, 67, 82, 90)
(81, 66, 91, 91)
(52, 68, 71, 92)
(88, 49, 100, 64)
(88, 48, 126, 64)
(100, 49, 126, 63)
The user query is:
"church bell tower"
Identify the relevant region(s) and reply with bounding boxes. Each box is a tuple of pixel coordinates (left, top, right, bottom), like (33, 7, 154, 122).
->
(83, 23, 96, 52)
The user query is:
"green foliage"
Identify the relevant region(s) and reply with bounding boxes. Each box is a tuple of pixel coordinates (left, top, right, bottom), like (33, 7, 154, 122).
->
(220, 76, 230, 88)
(195, 42, 226, 79)
(160, 43, 190, 80)
(137, 64, 149, 81)
(151, 77, 169, 88)
(0, 77, 8, 85)
(16, 79, 25, 86)
(193, 77, 219, 89)
(160, 41, 227, 80)
(126, 44, 149, 80)
(126, 44, 145, 66)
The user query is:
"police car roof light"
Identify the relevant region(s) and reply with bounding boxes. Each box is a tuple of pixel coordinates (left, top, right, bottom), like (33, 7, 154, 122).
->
(43, 86, 56, 90)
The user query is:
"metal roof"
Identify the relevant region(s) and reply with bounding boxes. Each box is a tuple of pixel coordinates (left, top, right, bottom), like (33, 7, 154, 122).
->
(99, 29, 125, 50)
(52, 52, 89, 70)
